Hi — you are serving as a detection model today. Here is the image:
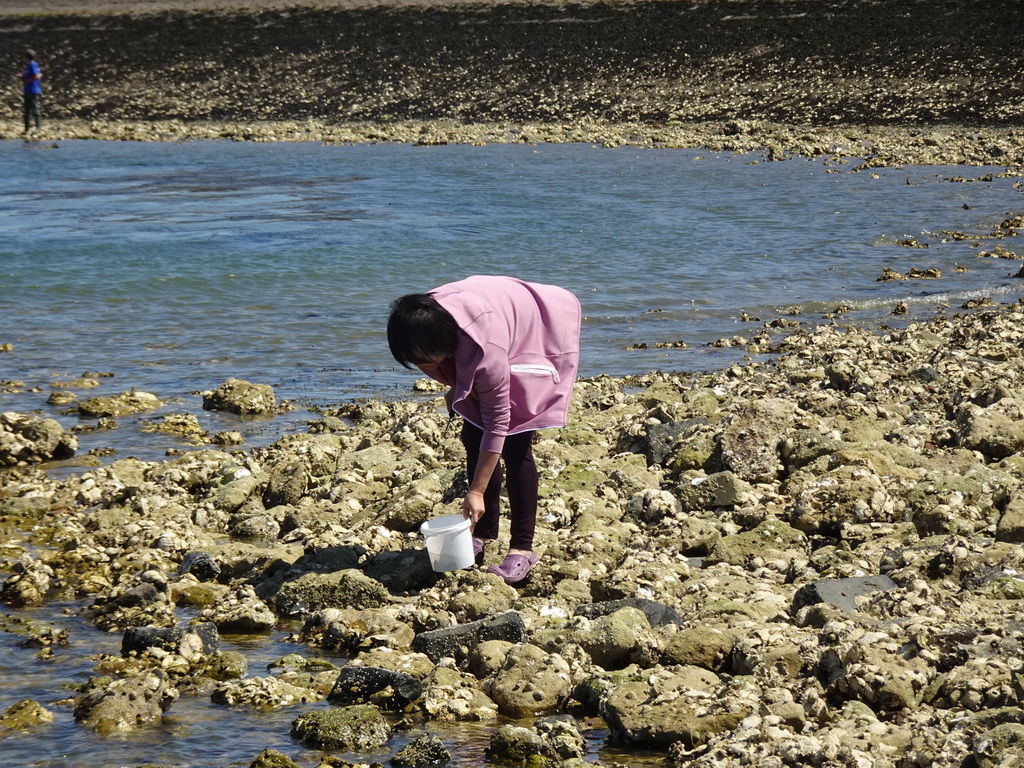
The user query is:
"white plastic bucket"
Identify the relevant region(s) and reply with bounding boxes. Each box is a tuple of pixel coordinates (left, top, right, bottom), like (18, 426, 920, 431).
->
(420, 513, 474, 572)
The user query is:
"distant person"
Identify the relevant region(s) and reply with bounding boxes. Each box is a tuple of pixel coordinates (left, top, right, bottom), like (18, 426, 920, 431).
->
(17, 49, 42, 133)
(387, 276, 581, 585)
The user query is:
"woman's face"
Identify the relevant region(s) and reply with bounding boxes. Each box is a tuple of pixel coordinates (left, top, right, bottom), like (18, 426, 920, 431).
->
(415, 354, 449, 372)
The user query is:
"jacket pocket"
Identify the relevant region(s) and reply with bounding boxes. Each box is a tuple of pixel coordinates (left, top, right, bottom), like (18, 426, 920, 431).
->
(510, 363, 560, 383)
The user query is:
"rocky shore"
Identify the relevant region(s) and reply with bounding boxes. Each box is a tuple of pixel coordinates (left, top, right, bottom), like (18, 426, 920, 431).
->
(5, 290, 1024, 765)
(1, 0, 1023, 164)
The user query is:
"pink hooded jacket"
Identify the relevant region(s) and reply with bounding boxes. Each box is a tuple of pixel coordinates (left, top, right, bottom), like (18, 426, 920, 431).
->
(426, 276, 581, 454)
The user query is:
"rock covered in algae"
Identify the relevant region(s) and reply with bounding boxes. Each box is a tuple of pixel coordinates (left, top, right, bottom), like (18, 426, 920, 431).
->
(486, 715, 585, 765)
(0, 698, 54, 730)
(9, 299, 1024, 765)
(250, 749, 301, 768)
(202, 378, 276, 415)
(276, 569, 390, 616)
(78, 389, 161, 418)
(73, 670, 179, 733)
(290, 704, 391, 749)
(391, 734, 451, 767)
(486, 643, 573, 718)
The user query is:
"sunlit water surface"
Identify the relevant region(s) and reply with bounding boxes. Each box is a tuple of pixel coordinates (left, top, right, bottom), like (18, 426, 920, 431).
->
(3, 140, 1023, 461)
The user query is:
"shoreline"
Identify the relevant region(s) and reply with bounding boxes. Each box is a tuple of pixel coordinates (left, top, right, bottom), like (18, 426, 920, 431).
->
(5, 118, 1023, 168)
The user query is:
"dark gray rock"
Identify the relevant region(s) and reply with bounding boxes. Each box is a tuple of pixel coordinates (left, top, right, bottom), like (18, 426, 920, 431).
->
(263, 460, 308, 507)
(412, 611, 527, 664)
(179, 551, 221, 582)
(327, 665, 423, 711)
(364, 548, 437, 593)
(644, 418, 709, 466)
(792, 574, 898, 613)
(110, 582, 164, 609)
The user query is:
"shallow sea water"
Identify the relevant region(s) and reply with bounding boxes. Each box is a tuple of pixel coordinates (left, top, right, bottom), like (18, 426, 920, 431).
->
(2, 139, 1023, 463)
(0, 139, 1023, 766)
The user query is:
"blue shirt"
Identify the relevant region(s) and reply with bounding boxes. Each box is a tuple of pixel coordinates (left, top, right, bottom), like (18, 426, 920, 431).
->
(23, 61, 41, 95)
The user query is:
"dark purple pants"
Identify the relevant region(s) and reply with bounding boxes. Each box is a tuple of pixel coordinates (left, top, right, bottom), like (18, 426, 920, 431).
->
(461, 422, 538, 551)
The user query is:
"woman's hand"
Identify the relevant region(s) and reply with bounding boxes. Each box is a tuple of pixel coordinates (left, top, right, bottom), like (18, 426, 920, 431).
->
(464, 449, 499, 529)
(463, 490, 485, 527)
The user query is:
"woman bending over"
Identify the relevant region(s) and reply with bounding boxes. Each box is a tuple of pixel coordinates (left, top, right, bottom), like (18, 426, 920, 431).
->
(388, 275, 581, 584)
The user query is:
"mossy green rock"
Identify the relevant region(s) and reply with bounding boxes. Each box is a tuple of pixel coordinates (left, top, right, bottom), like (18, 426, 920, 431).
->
(996, 493, 1024, 543)
(576, 608, 651, 670)
(250, 748, 301, 768)
(392, 733, 451, 767)
(572, 666, 645, 712)
(382, 491, 434, 532)
(78, 389, 161, 417)
(276, 569, 389, 615)
(668, 430, 720, 475)
(558, 425, 605, 447)
(342, 444, 397, 474)
(662, 626, 738, 670)
(635, 381, 685, 408)
(973, 576, 1024, 599)
(486, 725, 555, 766)
(959, 405, 1024, 460)
(551, 460, 603, 491)
(674, 471, 747, 510)
(975, 722, 1024, 768)
(176, 584, 221, 608)
(0, 495, 51, 518)
(488, 644, 573, 718)
(0, 698, 54, 729)
(904, 467, 1015, 526)
(200, 651, 248, 681)
(208, 474, 265, 514)
(706, 518, 806, 567)
(290, 705, 391, 749)
(602, 678, 746, 748)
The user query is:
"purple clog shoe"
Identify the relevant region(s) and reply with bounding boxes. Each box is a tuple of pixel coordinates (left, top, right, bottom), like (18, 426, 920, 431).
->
(487, 551, 539, 585)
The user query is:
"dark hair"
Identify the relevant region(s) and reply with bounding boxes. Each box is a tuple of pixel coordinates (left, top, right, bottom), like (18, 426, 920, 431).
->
(387, 292, 459, 369)
(24, 49, 36, 60)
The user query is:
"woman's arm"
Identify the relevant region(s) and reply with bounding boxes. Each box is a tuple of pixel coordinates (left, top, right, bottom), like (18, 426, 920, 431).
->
(463, 449, 500, 525)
